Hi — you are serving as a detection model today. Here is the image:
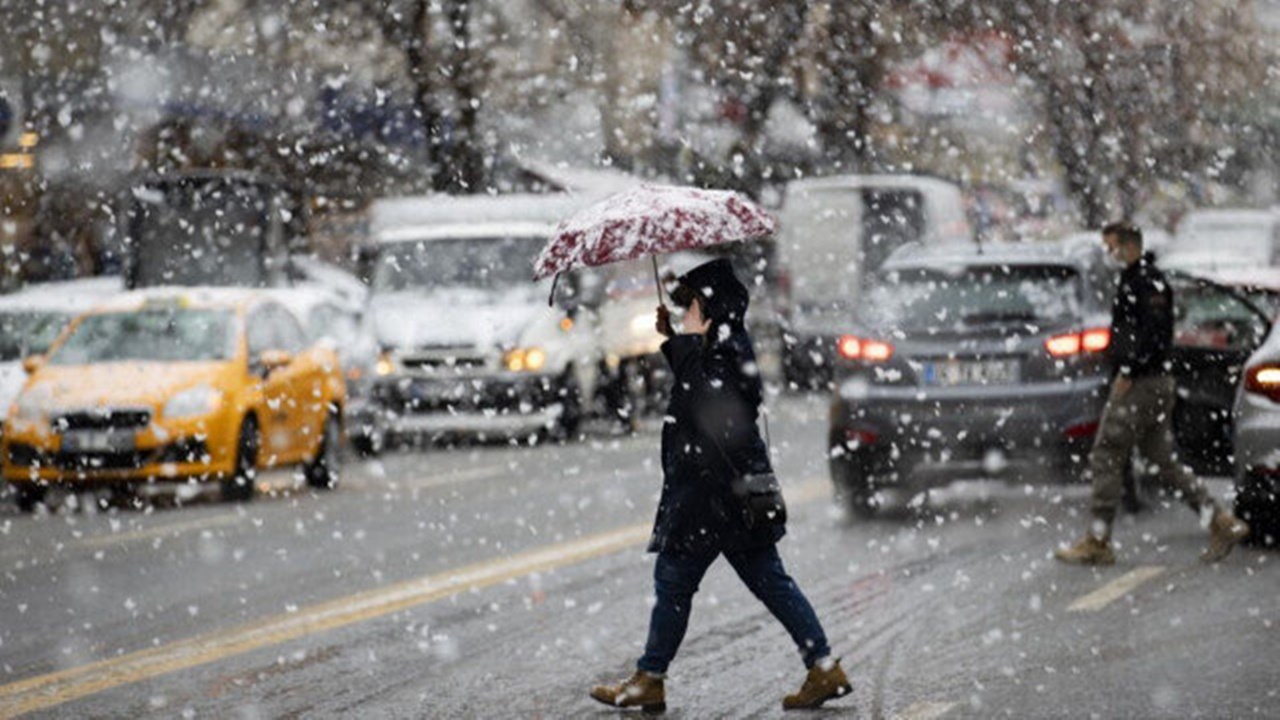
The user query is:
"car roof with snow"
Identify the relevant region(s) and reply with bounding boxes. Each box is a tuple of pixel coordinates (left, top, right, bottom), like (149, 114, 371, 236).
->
(1179, 208, 1278, 226)
(882, 239, 1103, 272)
(87, 286, 272, 314)
(784, 173, 962, 194)
(370, 192, 604, 243)
(0, 276, 124, 314)
(376, 221, 558, 245)
(261, 286, 354, 321)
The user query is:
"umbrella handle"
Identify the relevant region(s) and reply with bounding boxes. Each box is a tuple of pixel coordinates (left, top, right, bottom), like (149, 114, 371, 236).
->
(652, 255, 666, 308)
(548, 273, 560, 307)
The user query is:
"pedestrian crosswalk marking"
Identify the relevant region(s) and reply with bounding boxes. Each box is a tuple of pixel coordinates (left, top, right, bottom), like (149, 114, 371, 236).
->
(0, 477, 829, 716)
(1067, 566, 1166, 612)
(894, 700, 958, 720)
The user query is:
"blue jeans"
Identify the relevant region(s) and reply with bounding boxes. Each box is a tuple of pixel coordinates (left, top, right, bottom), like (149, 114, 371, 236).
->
(637, 544, 831, 674)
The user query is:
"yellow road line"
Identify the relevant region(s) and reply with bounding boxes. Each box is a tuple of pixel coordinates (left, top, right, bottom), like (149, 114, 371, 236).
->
(1067, 566, 1166, 612)
(894, 700, 959, 720)
(0, 477, 830, 716)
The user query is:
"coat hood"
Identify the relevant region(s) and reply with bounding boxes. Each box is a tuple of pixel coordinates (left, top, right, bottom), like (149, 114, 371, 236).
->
(674, 258, 750, 331)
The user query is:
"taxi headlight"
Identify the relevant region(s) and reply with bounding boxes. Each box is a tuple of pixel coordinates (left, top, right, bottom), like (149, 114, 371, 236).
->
(164, 385, 222, 419)
(504, 347, 547, 372)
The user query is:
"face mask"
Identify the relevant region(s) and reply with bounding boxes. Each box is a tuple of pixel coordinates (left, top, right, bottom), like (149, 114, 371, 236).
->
(1104, 246, 1126, 269)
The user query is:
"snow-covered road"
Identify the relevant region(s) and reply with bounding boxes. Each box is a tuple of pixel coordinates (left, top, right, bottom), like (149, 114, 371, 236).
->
(0, 395, 1273, 718)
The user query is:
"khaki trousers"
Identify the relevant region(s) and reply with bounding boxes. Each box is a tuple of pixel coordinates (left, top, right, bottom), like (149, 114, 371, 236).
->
(1089, 375, 1214, 527)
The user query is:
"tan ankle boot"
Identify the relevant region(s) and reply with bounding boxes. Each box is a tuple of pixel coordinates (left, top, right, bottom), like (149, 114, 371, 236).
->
(783, 657, 852, 710)
(1054, 534, 1116, 566)
(1202, 511, 1250, 563)
(590, 670, 666, 714)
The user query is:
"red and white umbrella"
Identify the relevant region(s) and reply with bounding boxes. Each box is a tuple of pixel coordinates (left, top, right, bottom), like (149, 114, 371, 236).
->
(533, 184, 777, 304)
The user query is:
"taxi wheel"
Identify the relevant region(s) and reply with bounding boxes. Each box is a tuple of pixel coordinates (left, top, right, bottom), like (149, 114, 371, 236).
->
(305, 414, 340, 490)
(14, 485, 47, 513)
(222, 417, 259, 503)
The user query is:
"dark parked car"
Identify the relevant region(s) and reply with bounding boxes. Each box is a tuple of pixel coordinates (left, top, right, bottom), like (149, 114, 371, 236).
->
(828, 240, 1271, 517)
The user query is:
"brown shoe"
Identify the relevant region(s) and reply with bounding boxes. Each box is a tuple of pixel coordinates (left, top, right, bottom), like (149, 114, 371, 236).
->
(589, 670, 666, 714)
(1202, 511, 1250, 563)
(1053, 534, 1116, 566)
(783, 657, 852, 710)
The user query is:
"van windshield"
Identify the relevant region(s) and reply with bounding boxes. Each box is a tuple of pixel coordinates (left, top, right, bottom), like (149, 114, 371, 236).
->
(373, 236, 544, 293)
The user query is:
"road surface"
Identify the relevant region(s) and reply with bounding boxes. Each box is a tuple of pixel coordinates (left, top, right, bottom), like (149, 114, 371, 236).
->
(0, 394, 1274, 718)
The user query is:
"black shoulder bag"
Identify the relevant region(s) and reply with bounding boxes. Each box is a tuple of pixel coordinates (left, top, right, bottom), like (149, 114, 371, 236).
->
(704, 411, 787, 530)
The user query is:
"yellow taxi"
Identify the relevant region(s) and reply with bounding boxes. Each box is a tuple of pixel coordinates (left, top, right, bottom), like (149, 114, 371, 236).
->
(2, 289, 346, 510)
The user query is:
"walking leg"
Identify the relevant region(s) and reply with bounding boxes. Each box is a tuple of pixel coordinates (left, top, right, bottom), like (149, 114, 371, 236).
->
(726, 545, 830, 669)
(1088, 385, 1144, 536)
(637, 550, 717, 675)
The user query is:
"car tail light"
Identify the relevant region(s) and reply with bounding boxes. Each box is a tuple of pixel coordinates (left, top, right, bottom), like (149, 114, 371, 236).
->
(844, 428, 879, 446)
(837, 334, 894, 362)
(1064, 420, 1100, 439)
(1245, 363, 1280, 403)
(1046, 327, 1111, 358)
(1082, 328, 1111, 352)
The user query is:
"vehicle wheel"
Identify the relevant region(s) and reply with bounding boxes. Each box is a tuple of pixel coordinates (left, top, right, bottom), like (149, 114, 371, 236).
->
(305, 413, 341, 490)
(553, 370, 584, 441)
(14, 484, 47, 513)
(350, 415, 386, 458)
(221, 417, 259, 503)
(1235, 472, 1278, 547)
(831, 457, 878, 519)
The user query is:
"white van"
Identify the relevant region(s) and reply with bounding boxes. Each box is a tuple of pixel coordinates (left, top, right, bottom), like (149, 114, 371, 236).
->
(357, 194, 610, 445)
(775, 174, 972, 387)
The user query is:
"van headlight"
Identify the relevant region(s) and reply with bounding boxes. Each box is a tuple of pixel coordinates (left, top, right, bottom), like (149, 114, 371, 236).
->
(164, 385, 222, 419)
(504, 347, 547, 372)
(630, 312, 654, 336)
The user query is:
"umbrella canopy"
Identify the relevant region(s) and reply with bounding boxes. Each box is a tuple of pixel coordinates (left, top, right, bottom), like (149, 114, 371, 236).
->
(532, 184, 777, 282)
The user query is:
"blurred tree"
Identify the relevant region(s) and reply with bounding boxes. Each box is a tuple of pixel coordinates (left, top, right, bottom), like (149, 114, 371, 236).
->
(934, 0, 1271, 226)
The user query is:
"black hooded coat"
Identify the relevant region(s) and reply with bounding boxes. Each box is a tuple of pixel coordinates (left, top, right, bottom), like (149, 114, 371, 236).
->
(648, 259, 786, 555)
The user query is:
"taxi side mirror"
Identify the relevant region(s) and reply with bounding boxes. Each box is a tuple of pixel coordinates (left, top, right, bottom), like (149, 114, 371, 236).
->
(22, 355, 45, 375)
(256, 349, 294, 376)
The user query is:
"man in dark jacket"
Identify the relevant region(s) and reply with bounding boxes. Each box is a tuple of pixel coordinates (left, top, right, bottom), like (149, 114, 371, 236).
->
(590, 259, 850, 712)
(1055, 223, 1250, 565)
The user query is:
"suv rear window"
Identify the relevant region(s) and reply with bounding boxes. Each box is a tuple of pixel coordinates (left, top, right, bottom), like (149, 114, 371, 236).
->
(863, 265, 1082, 331)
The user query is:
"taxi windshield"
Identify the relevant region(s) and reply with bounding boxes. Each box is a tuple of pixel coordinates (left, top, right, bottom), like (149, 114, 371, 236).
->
(50, 307, 237, 365)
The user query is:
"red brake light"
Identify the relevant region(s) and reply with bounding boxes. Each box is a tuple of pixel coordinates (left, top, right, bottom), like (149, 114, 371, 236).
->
(863, 340, 894, 362)
(1045, 333, 1082, 357)
(1246, 364, 1280, 403)
(1047, 328, 1110, 358)
(837, 334, 893, 362)
(1082, 328, 1111, 352)
(837, 335, 862, 359)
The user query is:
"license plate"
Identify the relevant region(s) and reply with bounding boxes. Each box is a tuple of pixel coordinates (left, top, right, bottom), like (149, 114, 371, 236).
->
(923, 359, 1021, 387)
(410, 380, 462, 402)
(62, 430, 136, 453)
